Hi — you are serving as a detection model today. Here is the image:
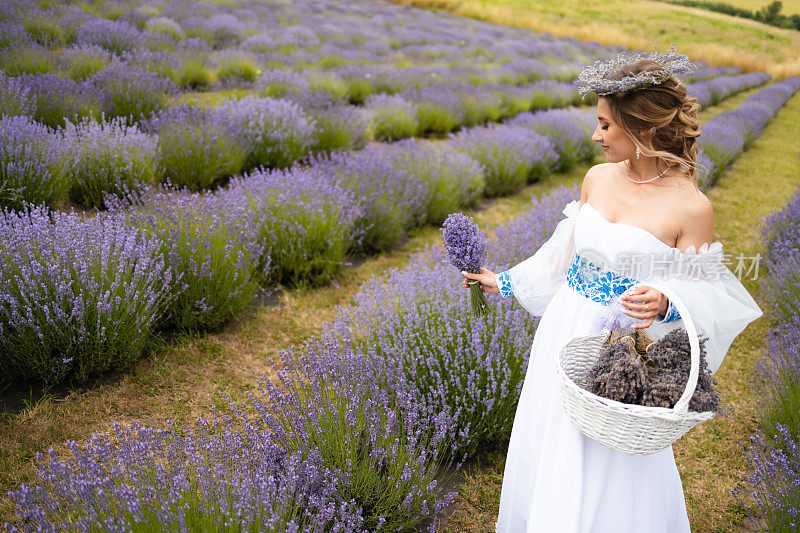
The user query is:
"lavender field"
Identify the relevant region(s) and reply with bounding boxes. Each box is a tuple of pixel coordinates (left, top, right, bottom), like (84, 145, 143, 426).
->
(2, 0, 800, 530)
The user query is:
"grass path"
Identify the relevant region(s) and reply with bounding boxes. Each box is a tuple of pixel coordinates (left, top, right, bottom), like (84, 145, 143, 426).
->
(0, 89, 788, 526)
(390, 0, 800, 78)
(436, 89, 800, 533)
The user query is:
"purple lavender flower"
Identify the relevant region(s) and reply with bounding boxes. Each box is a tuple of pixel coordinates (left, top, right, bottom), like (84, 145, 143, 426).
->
(60, 115, 158, 208)
(441, 213, 487, 275)
(58, 44, 115, 81)
(215, 95, 316, 170)
(74, 18, 146, 54)
(90, 62, 177, 122)
(442, 212, 489, 316)
(145, 104, 246, 191)
(0, 115, 66, 209)
(0, 71, 32, 118)
(16, 73, 99, 128)
(450, 124, 558, 196)
(0, 206, 173, 383)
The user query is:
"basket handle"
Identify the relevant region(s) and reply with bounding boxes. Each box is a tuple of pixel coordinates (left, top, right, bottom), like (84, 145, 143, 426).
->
(628, 282, 699, 415)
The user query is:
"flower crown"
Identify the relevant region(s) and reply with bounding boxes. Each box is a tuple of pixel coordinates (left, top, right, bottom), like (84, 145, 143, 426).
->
(575, 42, 696, 100)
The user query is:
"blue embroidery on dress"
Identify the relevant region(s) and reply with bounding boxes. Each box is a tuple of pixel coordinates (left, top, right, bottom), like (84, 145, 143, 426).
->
(497, 271, 513, 298)
(566, 252, 638, 305)
(497, 252, 682, 322)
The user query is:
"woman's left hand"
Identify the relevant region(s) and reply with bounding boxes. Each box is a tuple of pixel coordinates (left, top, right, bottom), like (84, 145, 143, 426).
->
(620, 286, 668, 329)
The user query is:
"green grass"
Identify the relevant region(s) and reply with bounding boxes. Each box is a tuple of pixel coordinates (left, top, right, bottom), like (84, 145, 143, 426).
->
(390, 0, 800, 78)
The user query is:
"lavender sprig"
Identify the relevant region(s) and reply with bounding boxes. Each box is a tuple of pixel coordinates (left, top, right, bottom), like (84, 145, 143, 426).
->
(441, 213, 489, 317)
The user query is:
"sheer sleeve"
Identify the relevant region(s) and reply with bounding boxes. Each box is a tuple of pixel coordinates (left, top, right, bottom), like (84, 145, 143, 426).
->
(638, 242, 763, 375)
(494, 199, 579, 317)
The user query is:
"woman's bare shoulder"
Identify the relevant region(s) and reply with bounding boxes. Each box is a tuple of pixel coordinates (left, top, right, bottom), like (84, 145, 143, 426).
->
(581, 163, 616, 196)
(675, 185, 714, 248)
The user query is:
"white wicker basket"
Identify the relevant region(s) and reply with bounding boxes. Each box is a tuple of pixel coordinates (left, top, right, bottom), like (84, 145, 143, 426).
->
(555, 284, 715, 455)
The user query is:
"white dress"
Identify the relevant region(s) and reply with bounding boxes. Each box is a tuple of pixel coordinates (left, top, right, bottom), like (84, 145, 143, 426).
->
(494, 199, 763, 533)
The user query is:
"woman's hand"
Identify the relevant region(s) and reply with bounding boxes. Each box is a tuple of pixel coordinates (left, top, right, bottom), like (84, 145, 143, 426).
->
(620, 285, 668, 329)
(461, 268, 500, 294)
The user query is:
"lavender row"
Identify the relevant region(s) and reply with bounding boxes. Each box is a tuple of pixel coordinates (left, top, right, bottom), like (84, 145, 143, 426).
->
(687, 71, 770, 108)
(696, 77, 800, 189)
(0, 77, 590, 210)
(735, 186, 800, 531)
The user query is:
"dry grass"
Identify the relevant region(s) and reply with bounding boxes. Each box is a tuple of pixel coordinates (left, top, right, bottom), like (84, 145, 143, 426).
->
(435, 89, 800, 532)
(391, 0, 800, 79)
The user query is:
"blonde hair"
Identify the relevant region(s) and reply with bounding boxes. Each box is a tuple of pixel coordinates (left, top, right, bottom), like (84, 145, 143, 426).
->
(604, 59, 705, 185)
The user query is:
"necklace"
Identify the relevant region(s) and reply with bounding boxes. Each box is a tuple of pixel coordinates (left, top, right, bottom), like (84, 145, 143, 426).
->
(625, 161, 670, 184)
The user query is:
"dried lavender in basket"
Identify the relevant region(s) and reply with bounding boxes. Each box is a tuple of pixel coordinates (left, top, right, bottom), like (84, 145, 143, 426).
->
(441, 212, 490, 317)
(585, 328, 720, 413)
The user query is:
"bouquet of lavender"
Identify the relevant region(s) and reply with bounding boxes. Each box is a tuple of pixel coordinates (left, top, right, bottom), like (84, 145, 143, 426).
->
(441, 212, 490, 317)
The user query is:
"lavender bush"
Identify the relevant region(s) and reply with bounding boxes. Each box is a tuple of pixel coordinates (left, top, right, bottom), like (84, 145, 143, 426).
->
(175, 59, 214, 90)
(256, 68, 310, 99)
(118, 186, 264, 333)
(316, 147, 426, 252)
(401, 85, 464, 136)
(450, 124, 558, 196)
(6, 419, 366, 532)
(0, 71, 32, 118)
(16, 73, 99, 128)
(0, 44, 56, 76)
(737, 425, 800, 533)
(0, 207, 172, 384)
(0, 115, 66, 210)
(505, 108, 599, 171)
(0, 21, 32, 49)
(90, 63, 176, 122)
(216, 95, 317, 170)
(214, 51, 261, 87)
(215, 166, 361, 286)
(735, 183, 800, 530)
(365, 93, 419, 141)
(144, 16, 185, 41)
(145, 104, 246, 191)
(306, 102, 372, 154)
(61, 116, 158, 209)
(74, 18, 146, 54)
(250, 343, 461, 531)
(23, 17, 65, 48)
(388, 139, 485, 225)
(58, 44, 114, 81)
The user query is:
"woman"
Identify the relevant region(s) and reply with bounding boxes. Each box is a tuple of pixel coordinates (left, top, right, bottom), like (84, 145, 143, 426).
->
(463, 46, 763, 532)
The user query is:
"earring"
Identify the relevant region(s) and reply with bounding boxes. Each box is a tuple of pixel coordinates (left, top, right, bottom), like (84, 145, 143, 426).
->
(636, 146, 640, 159)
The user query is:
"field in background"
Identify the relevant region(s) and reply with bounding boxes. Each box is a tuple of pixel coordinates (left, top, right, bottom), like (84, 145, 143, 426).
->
(390, 0, 800, 78)
(729, 0, 800, 13)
